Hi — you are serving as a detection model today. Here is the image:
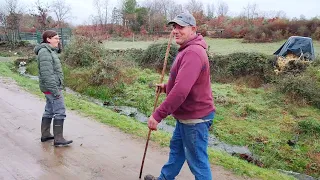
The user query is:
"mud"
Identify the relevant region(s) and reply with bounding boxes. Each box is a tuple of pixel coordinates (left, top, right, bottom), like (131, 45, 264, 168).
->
(0, 76, 251, 180)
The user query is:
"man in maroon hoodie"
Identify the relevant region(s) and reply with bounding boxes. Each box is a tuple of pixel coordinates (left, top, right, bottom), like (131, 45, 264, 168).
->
(145, 13, 216, 180)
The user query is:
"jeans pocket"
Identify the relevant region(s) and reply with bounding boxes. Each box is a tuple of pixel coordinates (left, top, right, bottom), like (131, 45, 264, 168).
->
(183, 122, 210, 168)
(45, 94, 54, 103)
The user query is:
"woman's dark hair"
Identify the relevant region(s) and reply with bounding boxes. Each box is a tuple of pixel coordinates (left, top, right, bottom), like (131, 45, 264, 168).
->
(57, 42, 62, 53)
(41, 30, 58, 43)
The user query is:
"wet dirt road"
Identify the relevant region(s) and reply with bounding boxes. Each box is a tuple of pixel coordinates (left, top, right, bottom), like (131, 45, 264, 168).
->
(0, 76, 249, 180)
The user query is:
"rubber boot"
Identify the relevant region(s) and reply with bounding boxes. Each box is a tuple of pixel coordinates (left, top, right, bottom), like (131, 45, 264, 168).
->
(53, 119, 73, 146)
(41, 117, 54, 142)
(144, 174, 158, 180)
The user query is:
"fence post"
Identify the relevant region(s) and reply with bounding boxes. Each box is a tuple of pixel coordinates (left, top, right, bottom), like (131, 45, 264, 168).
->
(36, 30, 41, 44)
(60, 28, 64, 48)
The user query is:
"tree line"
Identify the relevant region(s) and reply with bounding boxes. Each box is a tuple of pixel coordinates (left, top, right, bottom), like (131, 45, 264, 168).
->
(1, 0, 320, 44)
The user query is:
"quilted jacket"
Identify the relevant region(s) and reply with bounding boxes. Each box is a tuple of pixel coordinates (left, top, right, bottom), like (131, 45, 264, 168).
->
(34, 43, 64, 97)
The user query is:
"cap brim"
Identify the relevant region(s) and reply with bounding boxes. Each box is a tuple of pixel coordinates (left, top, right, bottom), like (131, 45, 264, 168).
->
(167, 20, 189, 26)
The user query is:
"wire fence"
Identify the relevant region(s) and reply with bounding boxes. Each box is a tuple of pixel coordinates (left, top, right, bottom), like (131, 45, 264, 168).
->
(0, 28, 72, 48)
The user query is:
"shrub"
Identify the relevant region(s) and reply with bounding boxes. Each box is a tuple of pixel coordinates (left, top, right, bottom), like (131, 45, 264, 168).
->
(311, 57, 320, 68)
(103, 49, 144, 63)
(14, 57, 35, 66)
(312, 27, 320, 41)
(208, 53, 230, 82)
(271, 30, 283, 41)
(244, 25, 284, 43)
(88, 55, 137, 89)
(275, 72, 320, 108)
(298, 118, 320, 136)
(64, 59, 133, 98)
(209, 52, 275, 85)
(297, 25, 311, 37)
(140, 42, 178, 70)
(17, 40, 30, 47)
(25, 58, 38, 76)
(243, 26, 273, 43)
(62, 36, 103, 67)
(227, 53, 272, 77)
(88, 61, 125, 95)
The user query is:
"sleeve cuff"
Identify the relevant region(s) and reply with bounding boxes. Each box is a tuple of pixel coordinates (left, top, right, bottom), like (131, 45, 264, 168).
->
(152, 111, 163, 123)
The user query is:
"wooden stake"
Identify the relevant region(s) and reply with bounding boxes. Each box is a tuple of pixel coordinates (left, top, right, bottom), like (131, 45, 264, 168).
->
(139, 31, 174, 179)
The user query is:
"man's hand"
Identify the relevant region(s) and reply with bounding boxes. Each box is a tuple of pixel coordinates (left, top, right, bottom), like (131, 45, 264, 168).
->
(156, 84, 165, 94)
(147, 115, 159, 131)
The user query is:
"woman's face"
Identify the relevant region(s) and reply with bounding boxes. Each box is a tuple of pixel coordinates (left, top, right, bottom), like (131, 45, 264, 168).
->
(47, 35, 60, 48)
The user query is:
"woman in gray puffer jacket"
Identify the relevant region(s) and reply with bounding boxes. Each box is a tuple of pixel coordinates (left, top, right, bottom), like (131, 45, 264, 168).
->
(34, 30, 72, 146)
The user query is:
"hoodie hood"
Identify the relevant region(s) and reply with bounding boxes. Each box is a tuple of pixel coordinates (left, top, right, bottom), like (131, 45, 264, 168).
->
(178, 34, 208, 51)
(34, 43, 55, 55)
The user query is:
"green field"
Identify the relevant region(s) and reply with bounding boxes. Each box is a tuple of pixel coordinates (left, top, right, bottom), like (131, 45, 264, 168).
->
(104, 38, 320, 57)
(103, 40, 166, 50)
(0, 61, 296, 180)
(4, 36, 318, 179)
(102, 38, 320, 178)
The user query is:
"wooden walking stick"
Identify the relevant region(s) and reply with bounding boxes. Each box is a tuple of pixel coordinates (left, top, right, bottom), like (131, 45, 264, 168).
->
(139, 31, 174, 179)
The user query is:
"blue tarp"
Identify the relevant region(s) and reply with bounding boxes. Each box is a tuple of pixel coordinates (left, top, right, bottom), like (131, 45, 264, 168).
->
(274, 36, 315, 60)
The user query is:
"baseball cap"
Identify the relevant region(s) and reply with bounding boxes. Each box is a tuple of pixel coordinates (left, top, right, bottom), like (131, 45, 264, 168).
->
(168, 13, 196, 27)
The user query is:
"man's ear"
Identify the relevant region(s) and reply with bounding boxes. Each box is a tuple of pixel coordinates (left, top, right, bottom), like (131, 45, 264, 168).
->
(191, 26, 197, 33)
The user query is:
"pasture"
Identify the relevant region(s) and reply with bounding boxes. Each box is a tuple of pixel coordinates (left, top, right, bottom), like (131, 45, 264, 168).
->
(104, 38, 320, 57)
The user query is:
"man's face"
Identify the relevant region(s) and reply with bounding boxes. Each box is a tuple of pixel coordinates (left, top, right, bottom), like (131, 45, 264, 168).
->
(172, 23, 196, 45)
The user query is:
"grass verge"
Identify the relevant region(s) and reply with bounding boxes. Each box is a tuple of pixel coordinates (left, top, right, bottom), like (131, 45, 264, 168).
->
(0, 61, 295, 180)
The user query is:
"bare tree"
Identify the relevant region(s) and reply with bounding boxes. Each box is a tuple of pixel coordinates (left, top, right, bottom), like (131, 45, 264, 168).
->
(111, 7, 122, 25)
(184, 0, 203, 14)
(0, 9, 6, 28)
(159, 0, 179, 20)
(168, 3, 183, 20)
(242, 3, 259, 21)
(51, 0, 71, 27)
(30, 0, 50, 30)
(143, 0, 165, 32)
(275, 11, 287, 19)
(1, 0, 23, 45)
(216, 1, 228, 17)
(93, 0, 109, 30)
(264, 10, 287, 19)
(0, 7, 7, 42)
(206, 3, 215, 18)
(141, 0, 183, 33)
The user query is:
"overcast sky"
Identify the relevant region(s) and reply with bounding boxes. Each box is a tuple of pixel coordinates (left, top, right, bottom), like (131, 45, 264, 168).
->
(1, 0, 319, 25)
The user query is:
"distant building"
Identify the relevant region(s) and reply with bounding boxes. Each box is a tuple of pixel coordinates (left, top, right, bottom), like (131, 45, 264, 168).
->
(206, 29, 224, 38)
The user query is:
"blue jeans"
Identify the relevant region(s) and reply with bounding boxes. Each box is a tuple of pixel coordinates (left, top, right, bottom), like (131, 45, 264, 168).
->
(43, 93, 66, 120)
(158, 112, 214, 180)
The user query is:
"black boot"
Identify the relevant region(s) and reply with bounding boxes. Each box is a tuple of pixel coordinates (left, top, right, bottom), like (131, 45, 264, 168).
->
(41, 117, 54, 142)
(53, 119, 73, 146)
(144, 174, 158, 180)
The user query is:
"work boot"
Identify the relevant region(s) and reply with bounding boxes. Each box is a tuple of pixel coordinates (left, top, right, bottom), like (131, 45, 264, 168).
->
(53, 119, 73, 146)
(144, 174, 158, 180)
(41, 117, 54, 142)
